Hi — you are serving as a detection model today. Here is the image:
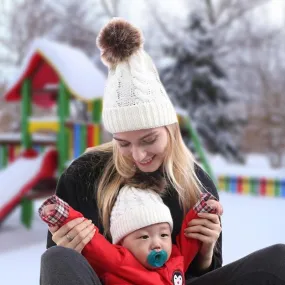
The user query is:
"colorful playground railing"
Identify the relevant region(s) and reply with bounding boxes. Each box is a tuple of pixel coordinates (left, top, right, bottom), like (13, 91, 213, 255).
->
(218, 176, 285, 198)
(67, 122, 101, 160)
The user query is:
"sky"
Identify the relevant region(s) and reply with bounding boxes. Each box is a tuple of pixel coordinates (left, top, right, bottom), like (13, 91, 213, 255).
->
(267, 0, 285, 27)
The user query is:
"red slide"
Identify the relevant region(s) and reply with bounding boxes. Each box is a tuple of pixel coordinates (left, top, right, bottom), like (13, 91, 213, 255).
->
(0, 148, 58, 224)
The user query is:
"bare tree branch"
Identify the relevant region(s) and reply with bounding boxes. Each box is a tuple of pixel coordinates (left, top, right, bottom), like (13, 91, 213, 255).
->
(43, 0, 98, 35)
(205, 0, 216, 24)
(240, 30, 285, 165)
(213, 0, 270, 30)
(112, 0, 120, 17)
(145, 0, 177, 42)
(100, 0, 113, 17)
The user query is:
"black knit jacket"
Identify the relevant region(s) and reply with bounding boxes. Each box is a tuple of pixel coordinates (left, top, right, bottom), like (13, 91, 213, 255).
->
(46, 151, 222, 280)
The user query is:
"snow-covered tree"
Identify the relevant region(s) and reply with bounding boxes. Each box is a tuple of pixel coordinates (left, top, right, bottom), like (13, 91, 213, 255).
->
(161, 13, 244, 162)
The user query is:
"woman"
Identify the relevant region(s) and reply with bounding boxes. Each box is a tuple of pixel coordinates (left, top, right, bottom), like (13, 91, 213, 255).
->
(40, 18, 285, 285)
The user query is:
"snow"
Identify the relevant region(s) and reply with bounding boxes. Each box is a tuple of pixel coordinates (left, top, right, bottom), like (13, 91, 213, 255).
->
(209, 154, 285, 179)
(220, 192, 285, 264)
(0, 202, 47, 284)
(0, 154, 284, 285)
(29, 116, 59, 122)
(0, 149, 52, 207)
(5, 38, 106, 101)
(175, 107, 188, 117)
(0, 132, 56, 142)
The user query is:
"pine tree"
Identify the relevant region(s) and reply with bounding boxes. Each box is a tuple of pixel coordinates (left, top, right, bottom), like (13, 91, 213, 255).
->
(161, 13, 244, 162)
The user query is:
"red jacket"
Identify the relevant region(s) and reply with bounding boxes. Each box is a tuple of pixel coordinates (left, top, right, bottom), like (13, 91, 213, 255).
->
(39, 193, 216, 285)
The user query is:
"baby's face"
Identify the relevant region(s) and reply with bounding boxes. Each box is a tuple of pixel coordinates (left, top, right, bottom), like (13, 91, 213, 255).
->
(121, 223, 172, 269)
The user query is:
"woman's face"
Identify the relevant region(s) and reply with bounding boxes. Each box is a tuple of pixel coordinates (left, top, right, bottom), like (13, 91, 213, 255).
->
(113, 127, 168, 172)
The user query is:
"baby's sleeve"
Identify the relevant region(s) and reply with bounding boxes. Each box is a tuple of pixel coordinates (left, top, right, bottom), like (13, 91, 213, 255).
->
(38, 194, 83, 227)
(39, 195, 129, 277)
(176, 193, 219, 271)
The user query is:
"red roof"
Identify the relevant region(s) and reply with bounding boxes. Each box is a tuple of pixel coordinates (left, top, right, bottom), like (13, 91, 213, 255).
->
(4, 52, 59, 108)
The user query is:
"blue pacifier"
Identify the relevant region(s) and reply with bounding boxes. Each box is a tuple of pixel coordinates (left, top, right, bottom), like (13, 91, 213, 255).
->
(147, 250, 168, 268)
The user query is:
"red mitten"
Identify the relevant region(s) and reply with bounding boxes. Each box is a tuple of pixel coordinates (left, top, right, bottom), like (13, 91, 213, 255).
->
(176, 193, 221, 271)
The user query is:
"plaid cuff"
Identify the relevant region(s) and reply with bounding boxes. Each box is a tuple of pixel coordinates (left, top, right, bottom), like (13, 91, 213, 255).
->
(193, 193, 217, 214)
(38, 195, 69, 227)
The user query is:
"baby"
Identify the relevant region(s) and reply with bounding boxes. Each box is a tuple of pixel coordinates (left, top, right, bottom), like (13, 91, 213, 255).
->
(39, 186, 222, 285)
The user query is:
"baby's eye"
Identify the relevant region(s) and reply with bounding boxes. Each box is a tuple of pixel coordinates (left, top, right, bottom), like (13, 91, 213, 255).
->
(140, 235, 149, 240)
(161, 234, 169, 238)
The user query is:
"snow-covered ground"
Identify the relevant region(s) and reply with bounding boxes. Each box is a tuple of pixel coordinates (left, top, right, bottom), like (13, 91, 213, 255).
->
(209, 153, 285, 179)
(0, 154, 284, 285)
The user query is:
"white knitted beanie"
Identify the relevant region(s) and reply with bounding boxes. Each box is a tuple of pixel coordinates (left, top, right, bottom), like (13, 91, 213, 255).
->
(110, 185, 173, 244)
(96, 18, 178, 134)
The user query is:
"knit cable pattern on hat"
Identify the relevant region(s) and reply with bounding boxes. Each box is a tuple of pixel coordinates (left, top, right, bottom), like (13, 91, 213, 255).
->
(110, 185, 173, 244)
(102, 49, 178, 133)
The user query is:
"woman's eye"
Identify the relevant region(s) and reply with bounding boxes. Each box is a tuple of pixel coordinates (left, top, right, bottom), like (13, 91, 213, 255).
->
(119, 143, 130, 148)
(142, 138, 157, 145)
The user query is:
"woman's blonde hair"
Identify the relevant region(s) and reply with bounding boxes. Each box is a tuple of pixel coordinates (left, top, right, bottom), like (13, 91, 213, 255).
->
(91, 123, 203, 237)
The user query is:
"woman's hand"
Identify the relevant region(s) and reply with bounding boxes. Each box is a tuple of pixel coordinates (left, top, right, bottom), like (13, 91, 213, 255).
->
(184, 200, 223, 270)
(49, 218, 96, 253)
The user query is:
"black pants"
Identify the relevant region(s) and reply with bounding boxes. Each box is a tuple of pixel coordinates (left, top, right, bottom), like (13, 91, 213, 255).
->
(40, 244, 285, 285)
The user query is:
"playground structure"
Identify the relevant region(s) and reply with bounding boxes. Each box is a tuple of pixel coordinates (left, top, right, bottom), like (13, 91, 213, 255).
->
(0, 38, 105, 227)
(0, 38, 284, 229)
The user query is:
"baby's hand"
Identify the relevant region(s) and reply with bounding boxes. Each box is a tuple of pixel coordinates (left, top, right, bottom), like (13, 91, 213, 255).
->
(42, 204, 56, 216)
(206, 200, 223, 216)
(185, 199, 223, 260)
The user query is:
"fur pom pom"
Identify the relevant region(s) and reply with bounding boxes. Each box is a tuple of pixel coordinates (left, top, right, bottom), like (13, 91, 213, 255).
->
(96, 18, 143, 67)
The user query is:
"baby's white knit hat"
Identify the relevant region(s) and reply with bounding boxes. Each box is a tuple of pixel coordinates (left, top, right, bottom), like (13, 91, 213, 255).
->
(110, 185, 173, 244)
(96, 18, 178, 134)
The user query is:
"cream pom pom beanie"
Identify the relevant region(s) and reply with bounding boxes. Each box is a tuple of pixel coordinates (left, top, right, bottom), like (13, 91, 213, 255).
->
(96, 18, 177, 134)
(110, 185, 173, 244)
